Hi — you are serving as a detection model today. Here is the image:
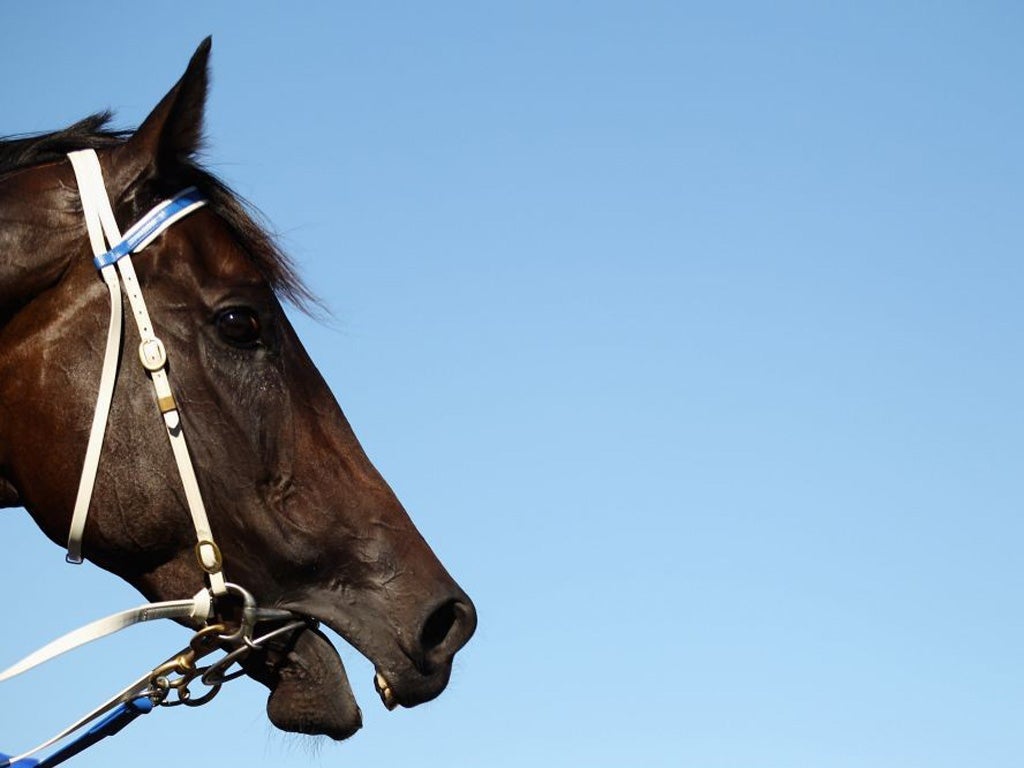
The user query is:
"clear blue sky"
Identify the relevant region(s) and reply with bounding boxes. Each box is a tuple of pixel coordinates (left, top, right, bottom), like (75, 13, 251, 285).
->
(2, 3, 1022, 766)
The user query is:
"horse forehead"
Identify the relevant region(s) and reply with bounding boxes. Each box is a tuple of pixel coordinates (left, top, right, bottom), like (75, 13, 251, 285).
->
(168, 210, 266, 285)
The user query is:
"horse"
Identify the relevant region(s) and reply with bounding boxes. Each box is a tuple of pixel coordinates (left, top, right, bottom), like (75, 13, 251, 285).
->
(0, 37, 476, 741)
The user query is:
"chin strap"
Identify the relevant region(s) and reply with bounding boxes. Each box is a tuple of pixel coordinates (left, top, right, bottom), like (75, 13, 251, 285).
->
(65, 149, 225, 596)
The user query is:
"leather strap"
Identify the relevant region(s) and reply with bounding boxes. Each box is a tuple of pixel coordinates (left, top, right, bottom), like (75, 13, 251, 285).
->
(0, 590, 212, 683)
(0, 671, 156, 766)
(65, 152, 124, 566)
(65, 150, 225, 595)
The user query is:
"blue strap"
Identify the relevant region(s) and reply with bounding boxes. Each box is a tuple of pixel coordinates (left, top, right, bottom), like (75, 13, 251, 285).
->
(0, 753, 39, 768)
(1, 697, 154, 768)
(93, 187, 207, 269)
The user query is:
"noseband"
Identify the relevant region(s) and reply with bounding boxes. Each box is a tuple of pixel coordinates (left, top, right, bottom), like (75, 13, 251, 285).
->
(0, 150, 305, 767)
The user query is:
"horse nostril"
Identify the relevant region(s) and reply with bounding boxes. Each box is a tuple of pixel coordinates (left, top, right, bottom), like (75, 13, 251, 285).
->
(419, 597, 477, 664)
(420, 599, 460, 651)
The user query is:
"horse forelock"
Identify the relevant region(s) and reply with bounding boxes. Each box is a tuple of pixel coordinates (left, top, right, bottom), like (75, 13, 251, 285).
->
(0, 112, 318, 313)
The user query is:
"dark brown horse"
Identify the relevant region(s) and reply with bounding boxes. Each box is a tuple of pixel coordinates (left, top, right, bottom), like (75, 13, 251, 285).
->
(0, 38, 475, 740)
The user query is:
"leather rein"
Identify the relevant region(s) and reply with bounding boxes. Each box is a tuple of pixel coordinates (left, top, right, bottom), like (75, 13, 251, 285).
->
(0, 150, 306, 767)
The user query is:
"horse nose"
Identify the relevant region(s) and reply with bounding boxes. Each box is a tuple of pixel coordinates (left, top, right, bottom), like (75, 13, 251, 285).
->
(419, 594, 477, 672)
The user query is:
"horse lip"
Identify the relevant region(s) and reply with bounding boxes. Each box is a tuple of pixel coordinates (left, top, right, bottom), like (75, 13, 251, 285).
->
(242, 619, 363, 740)
(287, 609, 399, 712)
(283, 599, 460, 711)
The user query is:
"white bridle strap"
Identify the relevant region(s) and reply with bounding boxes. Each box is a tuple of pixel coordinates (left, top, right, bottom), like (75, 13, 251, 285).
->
(66, 152, 123, 567)
(66, 150, 226, 595)
(0, 589, 213, 683)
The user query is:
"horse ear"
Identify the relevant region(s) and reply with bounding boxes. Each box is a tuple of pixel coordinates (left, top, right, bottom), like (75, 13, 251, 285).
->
(112, 36, 212, 188)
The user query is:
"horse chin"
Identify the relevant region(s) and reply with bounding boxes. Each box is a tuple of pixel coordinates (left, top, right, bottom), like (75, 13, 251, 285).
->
(245, 624, 363, 740)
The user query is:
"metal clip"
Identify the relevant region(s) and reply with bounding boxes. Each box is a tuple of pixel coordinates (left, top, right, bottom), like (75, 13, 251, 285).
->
(147, 624, 228, 708)
(214, 583, 259, 646)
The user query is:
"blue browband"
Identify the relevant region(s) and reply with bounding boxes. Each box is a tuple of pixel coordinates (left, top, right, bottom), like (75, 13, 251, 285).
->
(92, 187, 207, 269)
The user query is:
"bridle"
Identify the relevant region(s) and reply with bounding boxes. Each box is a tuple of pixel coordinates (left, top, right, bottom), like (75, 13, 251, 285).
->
(0, 150, 306, 767)
(63, 148, 225, 586)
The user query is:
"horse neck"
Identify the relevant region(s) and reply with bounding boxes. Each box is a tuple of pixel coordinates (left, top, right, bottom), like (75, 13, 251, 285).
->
(0, 164, 83, 514)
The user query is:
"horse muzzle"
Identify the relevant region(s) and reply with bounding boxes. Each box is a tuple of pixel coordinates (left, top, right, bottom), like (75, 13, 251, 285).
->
(370, 595, 478, 710)
(243, 590, 476, 739)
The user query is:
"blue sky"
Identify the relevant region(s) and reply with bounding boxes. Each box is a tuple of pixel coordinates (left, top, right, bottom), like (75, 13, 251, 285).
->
(2, 3, 1022, 766)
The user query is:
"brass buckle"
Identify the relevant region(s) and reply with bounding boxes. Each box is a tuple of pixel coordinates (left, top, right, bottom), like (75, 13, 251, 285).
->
(195, 540, 223, 574)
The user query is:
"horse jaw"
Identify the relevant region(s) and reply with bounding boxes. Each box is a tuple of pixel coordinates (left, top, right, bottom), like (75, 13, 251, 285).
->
(243, 624, 362, 740)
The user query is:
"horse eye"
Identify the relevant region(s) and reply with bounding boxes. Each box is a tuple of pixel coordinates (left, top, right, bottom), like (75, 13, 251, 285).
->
(216, 307, 262, 347)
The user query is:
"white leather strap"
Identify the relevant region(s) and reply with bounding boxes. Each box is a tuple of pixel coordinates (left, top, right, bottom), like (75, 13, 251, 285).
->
(0, 589, 212, 683)
(66, 150, 225, 595)
(66, 152, 125, 565)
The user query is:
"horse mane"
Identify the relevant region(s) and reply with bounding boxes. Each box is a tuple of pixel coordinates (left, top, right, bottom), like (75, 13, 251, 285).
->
(0, 112, 316, 310)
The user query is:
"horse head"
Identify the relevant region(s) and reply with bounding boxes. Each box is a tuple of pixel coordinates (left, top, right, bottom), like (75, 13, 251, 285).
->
(0, 38, 475, 740)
